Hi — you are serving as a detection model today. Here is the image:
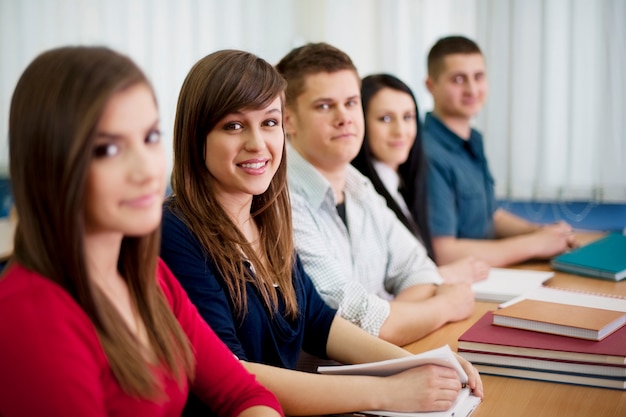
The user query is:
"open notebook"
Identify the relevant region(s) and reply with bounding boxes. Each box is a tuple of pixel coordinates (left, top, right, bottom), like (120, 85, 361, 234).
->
(319, 345, 481, 417)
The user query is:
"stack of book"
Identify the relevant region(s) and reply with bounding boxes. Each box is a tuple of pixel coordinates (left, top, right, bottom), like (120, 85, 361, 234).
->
(458, 286, 626, 390)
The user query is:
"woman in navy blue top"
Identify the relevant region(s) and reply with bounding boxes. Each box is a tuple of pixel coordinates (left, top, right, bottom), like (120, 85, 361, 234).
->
(161, 49, 483, 417)
(161, 207, 334, 370)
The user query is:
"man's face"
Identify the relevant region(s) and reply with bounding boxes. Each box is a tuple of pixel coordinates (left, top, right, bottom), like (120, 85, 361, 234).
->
(285, 70, 364, 174)
(427, 53, 488, 120)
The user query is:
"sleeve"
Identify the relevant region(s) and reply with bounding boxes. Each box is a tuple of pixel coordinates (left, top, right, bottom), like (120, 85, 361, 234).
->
(160, 208, 249, 361)
(157, 260, 283, 417)
(425, 152, 458, 237)
(296, 256, 338, 358)
(289, 192, 392, 336)
(376, 194, 442, 295)
(0, 277, 111, 417)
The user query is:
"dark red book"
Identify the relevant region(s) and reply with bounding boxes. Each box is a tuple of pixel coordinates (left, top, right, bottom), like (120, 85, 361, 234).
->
(458, 312, 626, 365)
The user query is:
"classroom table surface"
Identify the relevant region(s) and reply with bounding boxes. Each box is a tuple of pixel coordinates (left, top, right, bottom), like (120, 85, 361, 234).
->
(403, 232, 626, 417)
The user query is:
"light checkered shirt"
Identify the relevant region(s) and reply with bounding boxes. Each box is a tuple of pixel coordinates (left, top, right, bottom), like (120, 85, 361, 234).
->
(287, 144, 442, 336)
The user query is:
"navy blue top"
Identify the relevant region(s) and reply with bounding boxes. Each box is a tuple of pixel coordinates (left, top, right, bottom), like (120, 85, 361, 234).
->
(160, 201, 336, 370)
(423, 112, 497, 239)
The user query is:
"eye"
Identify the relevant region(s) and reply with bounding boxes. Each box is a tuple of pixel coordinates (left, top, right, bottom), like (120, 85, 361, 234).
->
(453, 75, 465, 84)
(146, 130, 161, 144)
(263, 119, 279, 128)
(346, 99, 359, 108)
(317, 103, 330, 111)
(379, 115, 392, 123)
(224, 122, 244, 131)
(403, 113, 416, 121)
(93, 143, 119, 158)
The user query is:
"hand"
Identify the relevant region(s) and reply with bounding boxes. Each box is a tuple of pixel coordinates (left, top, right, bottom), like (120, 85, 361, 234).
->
(454, 353, 484, 398)
(434, 283, 475, 322)
(438, 256, 490, 283)
(381, 364, 464, 412)
(530, 221, 577, 259)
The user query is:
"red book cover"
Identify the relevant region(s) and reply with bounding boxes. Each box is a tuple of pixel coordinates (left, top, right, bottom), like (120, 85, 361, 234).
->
(458, 312, 626, 365)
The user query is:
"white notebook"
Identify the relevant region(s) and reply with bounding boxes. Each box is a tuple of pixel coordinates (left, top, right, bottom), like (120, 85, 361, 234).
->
(471, 268, 554, 303)
(319, 345, 481, 417)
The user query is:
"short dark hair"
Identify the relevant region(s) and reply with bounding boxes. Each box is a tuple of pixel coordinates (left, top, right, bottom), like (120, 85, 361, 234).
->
(275, 42, 358, 108)
(427, 35, 482, 79)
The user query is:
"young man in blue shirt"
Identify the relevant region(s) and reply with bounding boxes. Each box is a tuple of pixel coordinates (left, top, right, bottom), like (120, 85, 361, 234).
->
(423, 36, 577, 267)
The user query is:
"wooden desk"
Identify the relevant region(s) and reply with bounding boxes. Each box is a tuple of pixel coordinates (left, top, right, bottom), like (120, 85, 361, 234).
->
(404, 239, 626, 417)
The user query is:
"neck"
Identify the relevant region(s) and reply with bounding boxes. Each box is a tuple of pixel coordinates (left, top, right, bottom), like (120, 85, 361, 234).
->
(219, 196, 258, 244)
(432, 110, 472, 140)
(84, 231, 123, 287)
(319, 167, 347, 204)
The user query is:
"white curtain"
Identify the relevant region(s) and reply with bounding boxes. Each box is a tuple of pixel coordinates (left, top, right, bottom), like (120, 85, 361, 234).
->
(476, 0, 626, 202)
(1, 0, 624, 202)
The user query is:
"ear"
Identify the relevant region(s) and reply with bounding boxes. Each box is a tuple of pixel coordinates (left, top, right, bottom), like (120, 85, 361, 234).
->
(425, 76, 435, 94)
(283, 106, 296, 137)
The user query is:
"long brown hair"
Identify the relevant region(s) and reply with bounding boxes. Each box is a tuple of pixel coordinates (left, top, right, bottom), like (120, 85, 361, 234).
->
(170, 49, 297, 319)
(8, 46, 194, 398)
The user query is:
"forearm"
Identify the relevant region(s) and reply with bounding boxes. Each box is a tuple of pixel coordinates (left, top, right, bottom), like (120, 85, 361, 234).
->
(378, 296, 453, 346)
(237, 406, 282, 417)
(493, 208, 541, 238)
(326, 316, 411, 365)
(433, 235, 536, 267)
(242, 361, 384, 416)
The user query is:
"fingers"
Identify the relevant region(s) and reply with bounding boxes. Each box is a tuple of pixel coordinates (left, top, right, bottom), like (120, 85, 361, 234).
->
(454, 354, 484, 398)
(466, 365, 484, 398)
(566, 233, 579, 248)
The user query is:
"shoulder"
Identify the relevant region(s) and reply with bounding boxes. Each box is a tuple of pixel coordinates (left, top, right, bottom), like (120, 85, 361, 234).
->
(156, 258, 186, 306)
(0, 264, 92, 326)
(0, 263, 104, 359)
(161, 198, 187, 232)
(345, 166, 387, 204)
(161, 199, 202, 251)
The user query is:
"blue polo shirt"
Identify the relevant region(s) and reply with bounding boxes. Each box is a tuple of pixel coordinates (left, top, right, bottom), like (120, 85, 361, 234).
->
(423, 112, 497, 239)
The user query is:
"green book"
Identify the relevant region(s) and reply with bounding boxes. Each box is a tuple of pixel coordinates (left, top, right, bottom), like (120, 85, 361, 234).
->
(551, 233, 626, 281)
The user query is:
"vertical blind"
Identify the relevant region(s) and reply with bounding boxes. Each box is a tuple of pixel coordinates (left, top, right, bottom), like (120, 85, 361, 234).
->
(1, 0, 624, 202)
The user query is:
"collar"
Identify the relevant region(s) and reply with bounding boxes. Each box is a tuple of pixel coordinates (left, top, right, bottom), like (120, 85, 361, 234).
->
(287, 142, 374, 208)
(286, 143, 335, 209)
(425, 112, 482, 158)
(373, 160, 401, 192)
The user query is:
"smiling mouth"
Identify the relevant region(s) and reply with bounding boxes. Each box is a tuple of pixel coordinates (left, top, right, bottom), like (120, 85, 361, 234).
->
(239, 161, 267, 169)
(333, 133, 355, 140)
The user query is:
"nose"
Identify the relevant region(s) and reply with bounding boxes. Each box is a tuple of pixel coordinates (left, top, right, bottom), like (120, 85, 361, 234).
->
(334, 104, 353, 128)
(243, 127, 267, 152)
(128, 142, 164, 183)
(465, 78, 478, 96)
(391, 119, 404, 136)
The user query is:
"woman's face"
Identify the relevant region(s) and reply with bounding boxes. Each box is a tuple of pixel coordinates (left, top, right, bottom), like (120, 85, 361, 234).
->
(84, 83, 166, 238)
(204, 95, 284, 211)
(365, 87, 417, 171)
